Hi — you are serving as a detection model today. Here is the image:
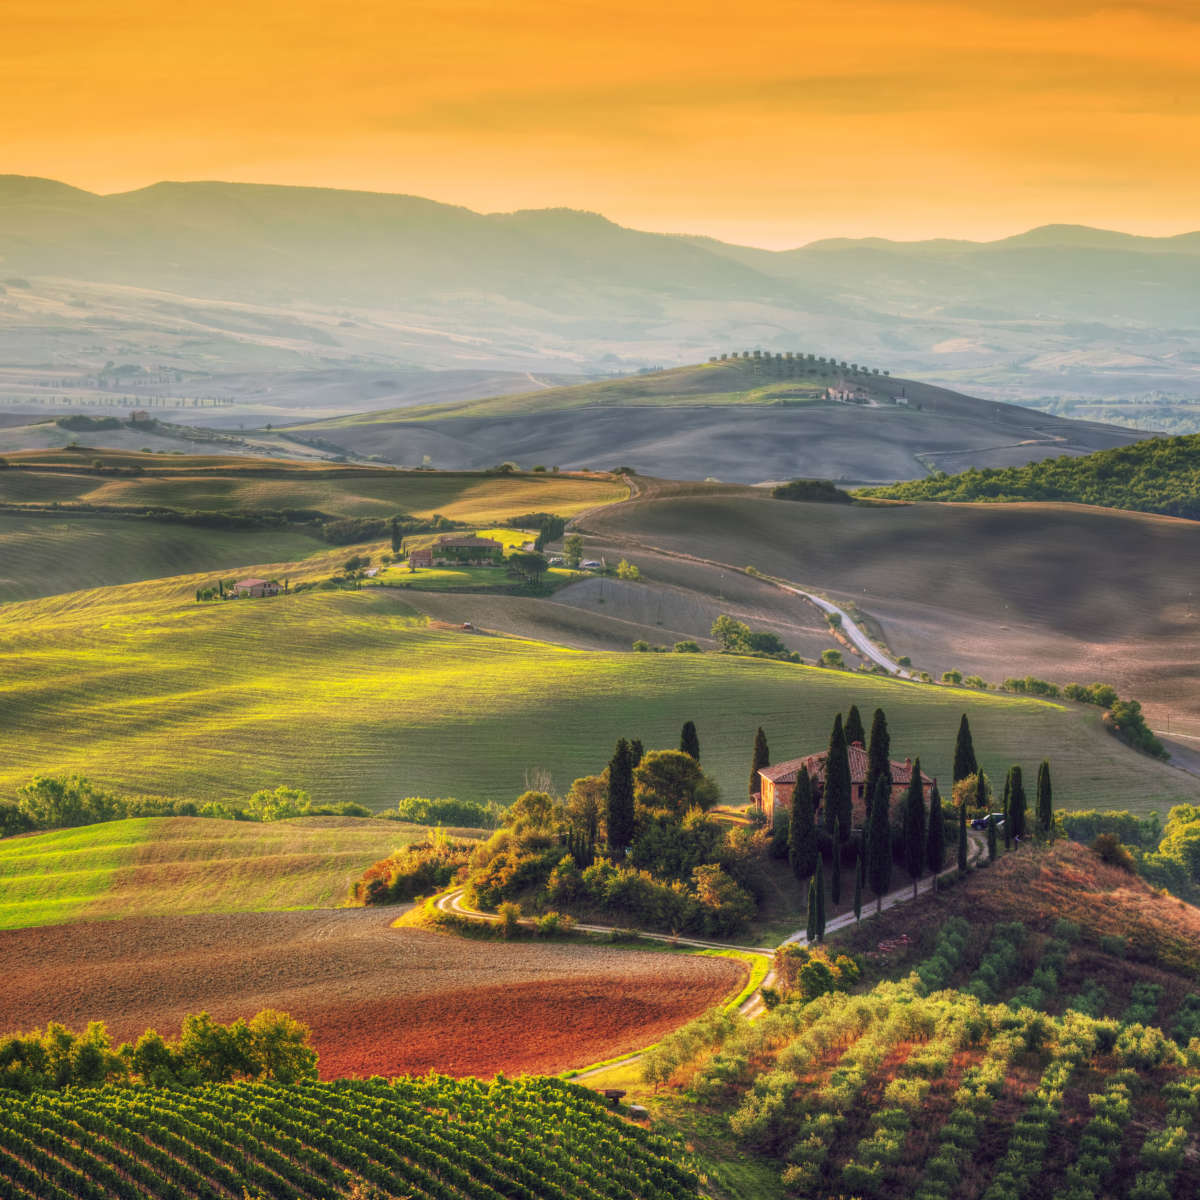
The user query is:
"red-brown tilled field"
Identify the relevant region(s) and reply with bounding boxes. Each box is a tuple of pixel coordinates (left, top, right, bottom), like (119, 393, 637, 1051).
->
(0, 909, 743, 1077)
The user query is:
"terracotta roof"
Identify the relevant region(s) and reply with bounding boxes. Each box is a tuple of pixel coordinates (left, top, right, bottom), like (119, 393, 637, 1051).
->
(760, 745, 932, 787)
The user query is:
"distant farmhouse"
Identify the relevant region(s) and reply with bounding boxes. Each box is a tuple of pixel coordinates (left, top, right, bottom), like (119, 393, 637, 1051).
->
(408, 546, 433, 569)
(430, 534, 505, 567)
(756, 741, 934, 827)
(233, 578, 279, 598)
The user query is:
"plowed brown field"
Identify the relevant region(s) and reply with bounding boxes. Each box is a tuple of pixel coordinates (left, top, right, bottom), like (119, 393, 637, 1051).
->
(0, 909, 743, 1078)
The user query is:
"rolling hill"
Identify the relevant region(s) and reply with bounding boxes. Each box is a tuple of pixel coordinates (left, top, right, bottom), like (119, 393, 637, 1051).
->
(0, 567, 1194, 818)
(577, 486, 1200, 727)
(289, 360, 1143, 483)
(2, 176, 1199, 417)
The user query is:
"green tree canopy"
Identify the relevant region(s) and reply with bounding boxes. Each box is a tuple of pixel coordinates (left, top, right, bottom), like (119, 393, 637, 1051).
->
(634, 749, 718, 820)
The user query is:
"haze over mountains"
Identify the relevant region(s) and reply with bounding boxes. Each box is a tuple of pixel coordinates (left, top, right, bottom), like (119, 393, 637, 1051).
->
(1, 176, 1199, 432)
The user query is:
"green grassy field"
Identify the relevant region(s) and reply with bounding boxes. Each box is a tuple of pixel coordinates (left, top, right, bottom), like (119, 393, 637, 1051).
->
(0, 815, 436, 930)
(0, 571, 1193, 818)
(0, 513, 328, 605)
(0, 452, 627, 522)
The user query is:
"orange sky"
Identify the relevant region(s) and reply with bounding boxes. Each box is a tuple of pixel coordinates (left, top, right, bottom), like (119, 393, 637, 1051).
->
(4, 0, 1198, 246)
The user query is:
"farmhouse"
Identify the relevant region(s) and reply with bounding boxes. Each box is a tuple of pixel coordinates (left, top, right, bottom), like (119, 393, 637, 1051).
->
(755, 742, 934, 827)
(233, 578, 279, 598)
(408, 547, 433, 569)
(431, 534, 505, 567)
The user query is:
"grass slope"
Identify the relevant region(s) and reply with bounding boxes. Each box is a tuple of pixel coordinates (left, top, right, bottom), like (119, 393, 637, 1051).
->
(0, 815, 434, 930)
(0, 570, 1193, 817)
(580, 489, 1200, 723)
(0, 451, 627, 522)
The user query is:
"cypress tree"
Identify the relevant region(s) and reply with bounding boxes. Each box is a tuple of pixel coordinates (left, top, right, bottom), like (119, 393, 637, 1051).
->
(1001, 770, 1013, 850)
(987, 813, 997, 863)
(853, 850, 863, 924)
(953, 713, 978, 783)
(1036, 760, 1053, 837)
(957, 798, 969, 874)
(903, 758, 926, 899)
(390, 518, 401, 554)
(789, 767, 819, 883)
(1008, 766, 1027, 842)
(824, 713, 852, 840)
(806, 872, 818, 943)
(606, 739, 635, 859)
(749, 726, 770, 800)
(680, 721, 700, 761)
(927, 779, 945, 877)
(845, 704, 865, 748)
(815, 858, 827, 942)
(629, 739, 644, 769)
(830, 817, 842, 906)
(865, 708, 891, 820)
(867, 775, 892, 913)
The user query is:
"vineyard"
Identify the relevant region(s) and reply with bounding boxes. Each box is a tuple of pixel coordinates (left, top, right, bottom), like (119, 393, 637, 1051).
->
(0, 1076, 699, 1200)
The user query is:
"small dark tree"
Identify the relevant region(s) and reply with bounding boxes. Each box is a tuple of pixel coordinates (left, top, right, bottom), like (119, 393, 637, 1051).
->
(865, 708, 891, 819)
(1008, 765, 1027, 842)
(953, 714, 978, 782)
(927, 779, 945, 876)
(830, 816, 842, 905)
(788, 767, 819, 883)
(853, 850, 863, 923)
(845, 704, 866, 748)
(814, 858, 826, 942)
(680, 721, 700, 762)
(390, 519, 401, 554)
(1001, 771, 1013, 850)
(749, 726, 770, 801)
(1036, 760, 1053, 838)
(606, 739, 635, 859)
(902, 759, 927, 898)
(806, 872, 818, 943)
(987, 813, 997, 862)
(867, 775, 892, 913)
(824, 713, 852, 840)
(957, 797, 969, 874)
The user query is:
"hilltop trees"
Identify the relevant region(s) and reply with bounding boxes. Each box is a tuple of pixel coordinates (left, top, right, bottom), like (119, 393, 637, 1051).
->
(680, 720, 700, 761)
(789, 767, 819, 883)
(866, 776, 892, 912)
(824, 713, 852, 841)
(606, 739, 635, 858)
(953, 714, 978, 782)
(749, 726, 770, 800)
(903, 758, 927, 898)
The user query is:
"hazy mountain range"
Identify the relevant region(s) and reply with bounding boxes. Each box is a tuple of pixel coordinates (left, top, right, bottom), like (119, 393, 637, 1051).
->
(1, 175, 1198, 426)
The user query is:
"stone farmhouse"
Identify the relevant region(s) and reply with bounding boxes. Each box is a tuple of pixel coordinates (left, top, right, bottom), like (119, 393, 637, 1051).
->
(755, 742, 934, 827)
(233, 577, 280, 598)
(431, 534, 505, 567)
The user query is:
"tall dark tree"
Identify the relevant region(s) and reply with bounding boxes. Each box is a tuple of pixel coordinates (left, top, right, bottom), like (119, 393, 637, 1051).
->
(830, 817, 843, 906)
(927, 779, 945, 876)
(986, 812, 997, 863)
(806, 872, 818, 943)
(629, 739, 645, 769)
(824, 713, 853, 840)
(680, 721, 700, 762)
(902, 759, 927, 899)
(865, 708, 892, 819)
(1001, 770, 1013, 850)
(749, 726, 770, 800)
(390, 519, 402, 555)
(866, 775, 892, 912)
(606, 739, 635, 859)
(810, 859, 826, 942)
(853, 850, 864, 924)
(845, 704, 866, 748)
(1007, 766, 1027, 842)
(788, 767, 819, 883)
(953, 714, 978, 783)
(957, 798, 969, 874)
(1036, 760, 1053, 837)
